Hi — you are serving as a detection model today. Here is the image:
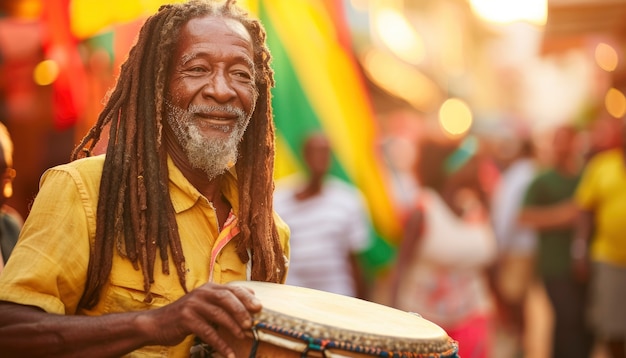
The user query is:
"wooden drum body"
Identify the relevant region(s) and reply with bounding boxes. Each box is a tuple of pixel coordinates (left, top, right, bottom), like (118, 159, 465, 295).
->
(217, 281, 458, 358)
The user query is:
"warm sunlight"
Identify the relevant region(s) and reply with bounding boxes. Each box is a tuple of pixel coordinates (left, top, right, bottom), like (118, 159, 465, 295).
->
(373, 7, 425, 65)
(469, 0, 548, 26)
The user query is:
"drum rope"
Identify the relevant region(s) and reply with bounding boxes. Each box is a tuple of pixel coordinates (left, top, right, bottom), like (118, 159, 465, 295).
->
(248, 321, 460, 358)
(249, 326, 260, 358)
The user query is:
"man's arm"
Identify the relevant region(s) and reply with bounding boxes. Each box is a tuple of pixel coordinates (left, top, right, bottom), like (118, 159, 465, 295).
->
(0, 302, 153, 357)
(518, 200, 578, 230)
(0, 283, 261, 358)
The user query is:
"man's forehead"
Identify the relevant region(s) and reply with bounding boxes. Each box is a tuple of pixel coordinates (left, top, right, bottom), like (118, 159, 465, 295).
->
(222, 17, 252, 42)
(184, 15, 253, 46)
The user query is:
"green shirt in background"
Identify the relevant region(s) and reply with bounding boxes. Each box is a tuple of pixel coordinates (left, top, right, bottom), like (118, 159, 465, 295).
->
(523, 169, 580, 279)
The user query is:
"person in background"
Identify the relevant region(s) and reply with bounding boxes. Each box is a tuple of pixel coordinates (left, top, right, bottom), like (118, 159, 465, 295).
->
(573, 117, 626, 358)
(390, 135, 497, 358)
(519, 124, 593, 358)
(0, 1, 290, 357)
(274, 131, 371, 299)
(0, 121, 21, 272)
(489, 134, 538, 356)
(584, 111, 623, 161)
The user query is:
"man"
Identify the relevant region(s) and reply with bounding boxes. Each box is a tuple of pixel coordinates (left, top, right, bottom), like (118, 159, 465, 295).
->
(573, 117, 626, 358)
(0, 1, 289, 357)
(519, 124, 593, 358)
(273, 132, 371, 299)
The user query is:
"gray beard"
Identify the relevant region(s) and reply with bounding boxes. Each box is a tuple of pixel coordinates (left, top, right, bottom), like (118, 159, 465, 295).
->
(166, 102, 252, 180)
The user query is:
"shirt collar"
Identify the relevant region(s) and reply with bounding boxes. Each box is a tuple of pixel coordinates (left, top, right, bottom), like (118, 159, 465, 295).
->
(167, 155, 239, 214)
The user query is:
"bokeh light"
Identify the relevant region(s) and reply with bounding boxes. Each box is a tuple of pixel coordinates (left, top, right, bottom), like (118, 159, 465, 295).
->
(33, 60, 60, 86)
(373, 8, 425, 65)
(438, 98, 473, 137)
(595, 42, 619, 72)
(362, 48, 442, 113)
(605, 87, 626, 118)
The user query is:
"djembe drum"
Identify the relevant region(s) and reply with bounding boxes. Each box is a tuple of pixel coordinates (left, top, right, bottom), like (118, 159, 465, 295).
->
(214, 281, 459, 358)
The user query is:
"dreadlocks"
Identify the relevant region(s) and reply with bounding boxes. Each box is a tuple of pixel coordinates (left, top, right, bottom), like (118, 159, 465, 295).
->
(72, 0, 285, 310)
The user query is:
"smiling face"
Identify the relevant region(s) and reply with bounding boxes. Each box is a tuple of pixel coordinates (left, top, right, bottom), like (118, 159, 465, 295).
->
(165, 15, 258, 178)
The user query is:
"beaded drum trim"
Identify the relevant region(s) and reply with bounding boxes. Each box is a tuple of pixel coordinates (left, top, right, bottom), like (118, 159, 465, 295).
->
(251, 308, 459, 358)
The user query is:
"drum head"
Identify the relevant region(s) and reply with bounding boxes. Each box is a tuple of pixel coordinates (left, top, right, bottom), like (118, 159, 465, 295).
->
(228, 281, 458, 357)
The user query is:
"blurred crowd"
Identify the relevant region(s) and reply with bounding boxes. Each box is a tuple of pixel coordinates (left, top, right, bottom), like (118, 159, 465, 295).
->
(269, 109, 625, 358)
(371, 111, 626, 358)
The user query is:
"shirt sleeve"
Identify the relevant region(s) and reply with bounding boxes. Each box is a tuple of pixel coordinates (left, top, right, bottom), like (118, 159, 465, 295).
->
(521, 173, 542, 208)
(0, 166, 95, 315)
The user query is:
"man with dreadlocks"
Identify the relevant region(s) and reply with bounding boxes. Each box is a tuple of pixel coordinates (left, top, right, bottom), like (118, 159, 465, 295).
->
(0, 1, 289, 357)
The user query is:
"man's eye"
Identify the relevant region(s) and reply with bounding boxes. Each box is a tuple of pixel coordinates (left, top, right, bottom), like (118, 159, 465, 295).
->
(188, 66, 206, 72)
(234, 71, 252, 80)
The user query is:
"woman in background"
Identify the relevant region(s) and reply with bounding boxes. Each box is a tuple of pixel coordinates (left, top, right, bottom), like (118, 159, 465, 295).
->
(390, 136, 497, 358)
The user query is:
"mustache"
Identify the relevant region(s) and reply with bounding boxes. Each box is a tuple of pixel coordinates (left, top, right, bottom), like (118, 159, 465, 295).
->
(166, 101, 247, 120)
(188, 104, 247, 119)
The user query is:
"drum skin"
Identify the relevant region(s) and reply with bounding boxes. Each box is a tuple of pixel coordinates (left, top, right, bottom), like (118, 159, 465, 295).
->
(214, 281, 458, 358)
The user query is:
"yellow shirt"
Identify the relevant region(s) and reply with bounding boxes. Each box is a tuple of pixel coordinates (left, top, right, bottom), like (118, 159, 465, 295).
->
(0, 155, 290, 357)
(575, 149, 626, 266)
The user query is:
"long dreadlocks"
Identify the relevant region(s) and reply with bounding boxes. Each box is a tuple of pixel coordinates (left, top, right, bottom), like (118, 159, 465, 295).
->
(72, 0, 285, 310)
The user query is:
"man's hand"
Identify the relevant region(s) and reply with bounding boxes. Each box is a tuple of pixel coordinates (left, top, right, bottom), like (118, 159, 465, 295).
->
(142, 282, 262, 358)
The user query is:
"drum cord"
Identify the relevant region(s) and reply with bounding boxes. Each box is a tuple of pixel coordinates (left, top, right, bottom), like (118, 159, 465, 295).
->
(249, 324, 320, 358)
(248, 322, 460, 358)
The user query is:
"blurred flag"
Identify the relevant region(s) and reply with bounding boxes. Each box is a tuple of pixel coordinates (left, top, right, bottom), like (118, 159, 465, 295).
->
(257, 0, 401, 275)
(69, 0, 185, 39)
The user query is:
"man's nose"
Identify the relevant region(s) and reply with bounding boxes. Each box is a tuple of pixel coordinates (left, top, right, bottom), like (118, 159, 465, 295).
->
(202, 71, 236, 103)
